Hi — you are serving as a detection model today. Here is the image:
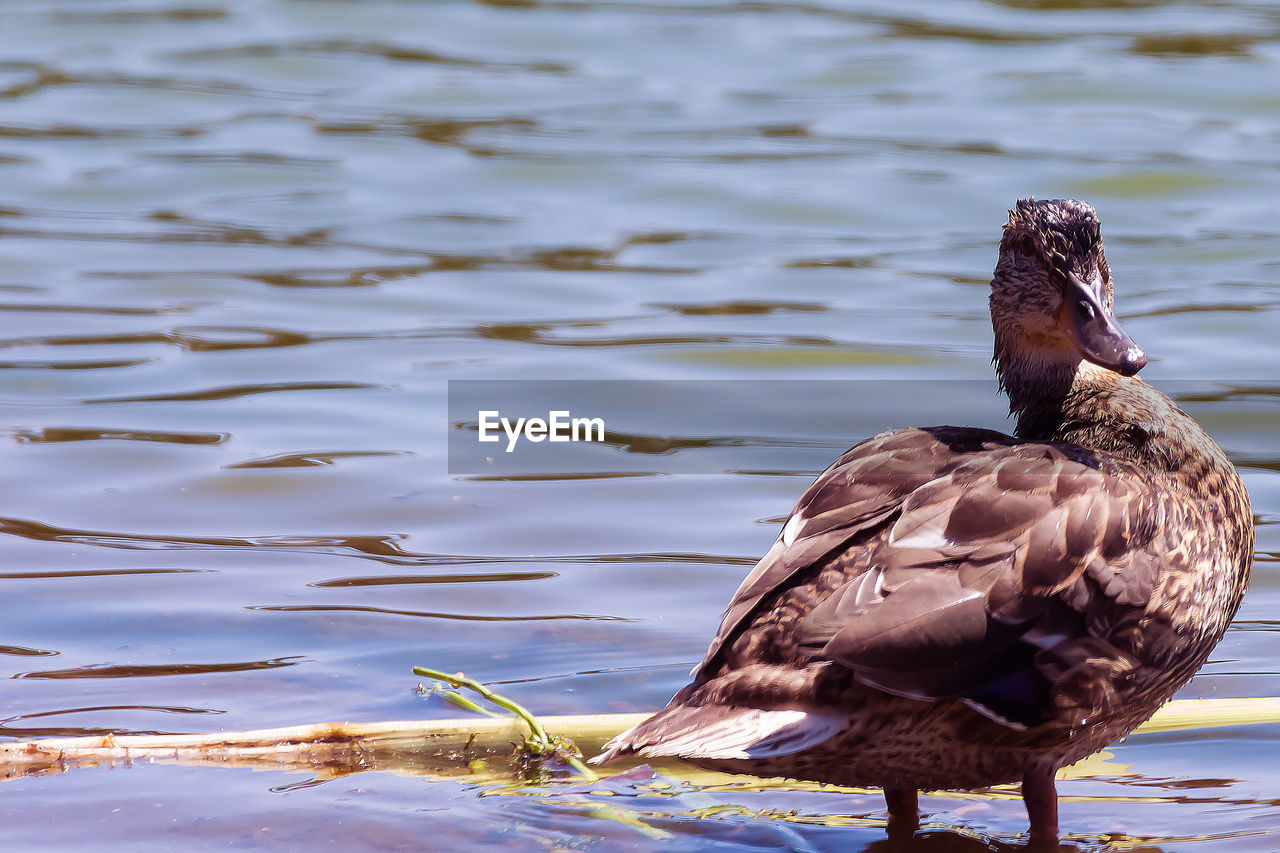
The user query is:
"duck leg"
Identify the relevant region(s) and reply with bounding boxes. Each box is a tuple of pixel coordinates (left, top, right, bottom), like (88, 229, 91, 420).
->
(883, 787, 919, 835)
(1021, 764, 1059, 841)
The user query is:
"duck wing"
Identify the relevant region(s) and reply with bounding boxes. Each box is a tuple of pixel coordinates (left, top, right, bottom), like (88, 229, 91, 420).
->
(699, 425, 1165, 730)
(696, 426, 1016, 672)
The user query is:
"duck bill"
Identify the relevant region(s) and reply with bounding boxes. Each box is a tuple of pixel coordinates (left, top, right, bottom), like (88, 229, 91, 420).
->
(1063, 272, 1148, 377)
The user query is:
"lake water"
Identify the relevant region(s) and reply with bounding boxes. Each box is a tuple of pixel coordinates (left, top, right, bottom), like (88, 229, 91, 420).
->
(2, 0, 1280, 849)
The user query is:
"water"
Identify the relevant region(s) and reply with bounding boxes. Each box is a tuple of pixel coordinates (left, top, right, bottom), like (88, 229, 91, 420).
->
(2, 0, 1280, 849)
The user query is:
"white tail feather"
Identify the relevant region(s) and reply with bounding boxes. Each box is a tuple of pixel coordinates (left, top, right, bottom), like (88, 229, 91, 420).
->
(594, 707, 845, 763)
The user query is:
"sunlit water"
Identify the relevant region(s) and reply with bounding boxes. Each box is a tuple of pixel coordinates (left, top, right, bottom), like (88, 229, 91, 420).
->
(2, 0, 1280, 849)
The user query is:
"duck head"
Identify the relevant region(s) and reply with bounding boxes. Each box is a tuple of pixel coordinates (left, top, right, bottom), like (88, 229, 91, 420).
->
(991, 198, 1147, 403)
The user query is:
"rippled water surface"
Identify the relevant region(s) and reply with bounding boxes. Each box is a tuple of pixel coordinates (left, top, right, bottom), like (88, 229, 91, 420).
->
(3, 0, 1280, 849)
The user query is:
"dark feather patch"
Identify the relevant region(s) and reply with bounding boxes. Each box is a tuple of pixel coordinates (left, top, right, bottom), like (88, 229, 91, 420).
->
(811, 572, 988, 672)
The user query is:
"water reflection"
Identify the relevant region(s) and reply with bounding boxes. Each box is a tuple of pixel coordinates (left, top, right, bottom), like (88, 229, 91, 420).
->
(310, 571, 558, 587)
(167, 39, 571, 73)
(84, 380, 381, 404)
(0, 644, 57, 657)
(0, 704, 224, 739)
(15, 657, 305, 680)
(225, 449, 410, 468)
(10, 427, 227, 444)
(249, 604, 627, 622)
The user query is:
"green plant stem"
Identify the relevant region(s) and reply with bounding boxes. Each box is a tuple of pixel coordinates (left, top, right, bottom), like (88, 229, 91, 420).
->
(412, 666, 596, 780)
(563, 752, 596, 780)
(438, 689, 502, 718)
(412, 667, 549, 744)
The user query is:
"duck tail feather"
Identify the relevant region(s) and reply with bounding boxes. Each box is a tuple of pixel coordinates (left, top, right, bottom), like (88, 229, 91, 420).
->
(591, 704, 846, 764)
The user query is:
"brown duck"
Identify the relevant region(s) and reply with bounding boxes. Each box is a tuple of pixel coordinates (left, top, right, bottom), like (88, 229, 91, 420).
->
(593, 198, 1254, 841)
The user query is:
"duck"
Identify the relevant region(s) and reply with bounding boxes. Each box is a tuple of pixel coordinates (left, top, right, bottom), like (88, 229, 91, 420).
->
(592, 198, 1254, 842)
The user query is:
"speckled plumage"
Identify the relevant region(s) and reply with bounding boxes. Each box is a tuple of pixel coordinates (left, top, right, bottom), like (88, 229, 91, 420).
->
(593, 199, 1254, 840)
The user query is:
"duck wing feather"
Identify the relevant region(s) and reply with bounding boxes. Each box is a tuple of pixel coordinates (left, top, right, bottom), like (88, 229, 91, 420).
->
(697, 425, 1167, 730)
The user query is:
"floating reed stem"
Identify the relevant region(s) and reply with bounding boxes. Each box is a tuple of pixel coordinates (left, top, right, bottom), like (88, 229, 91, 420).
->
(0, 695, 1276, 787)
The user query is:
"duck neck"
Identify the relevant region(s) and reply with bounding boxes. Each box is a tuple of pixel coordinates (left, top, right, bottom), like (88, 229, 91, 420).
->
(997, 350, 1100, 445)
(1005, 360, 1222, 478)
(999, 356, 1078, 443)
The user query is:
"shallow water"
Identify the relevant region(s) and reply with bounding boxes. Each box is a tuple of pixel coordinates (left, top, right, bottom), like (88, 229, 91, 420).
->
(2, 0, 1280, 849)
